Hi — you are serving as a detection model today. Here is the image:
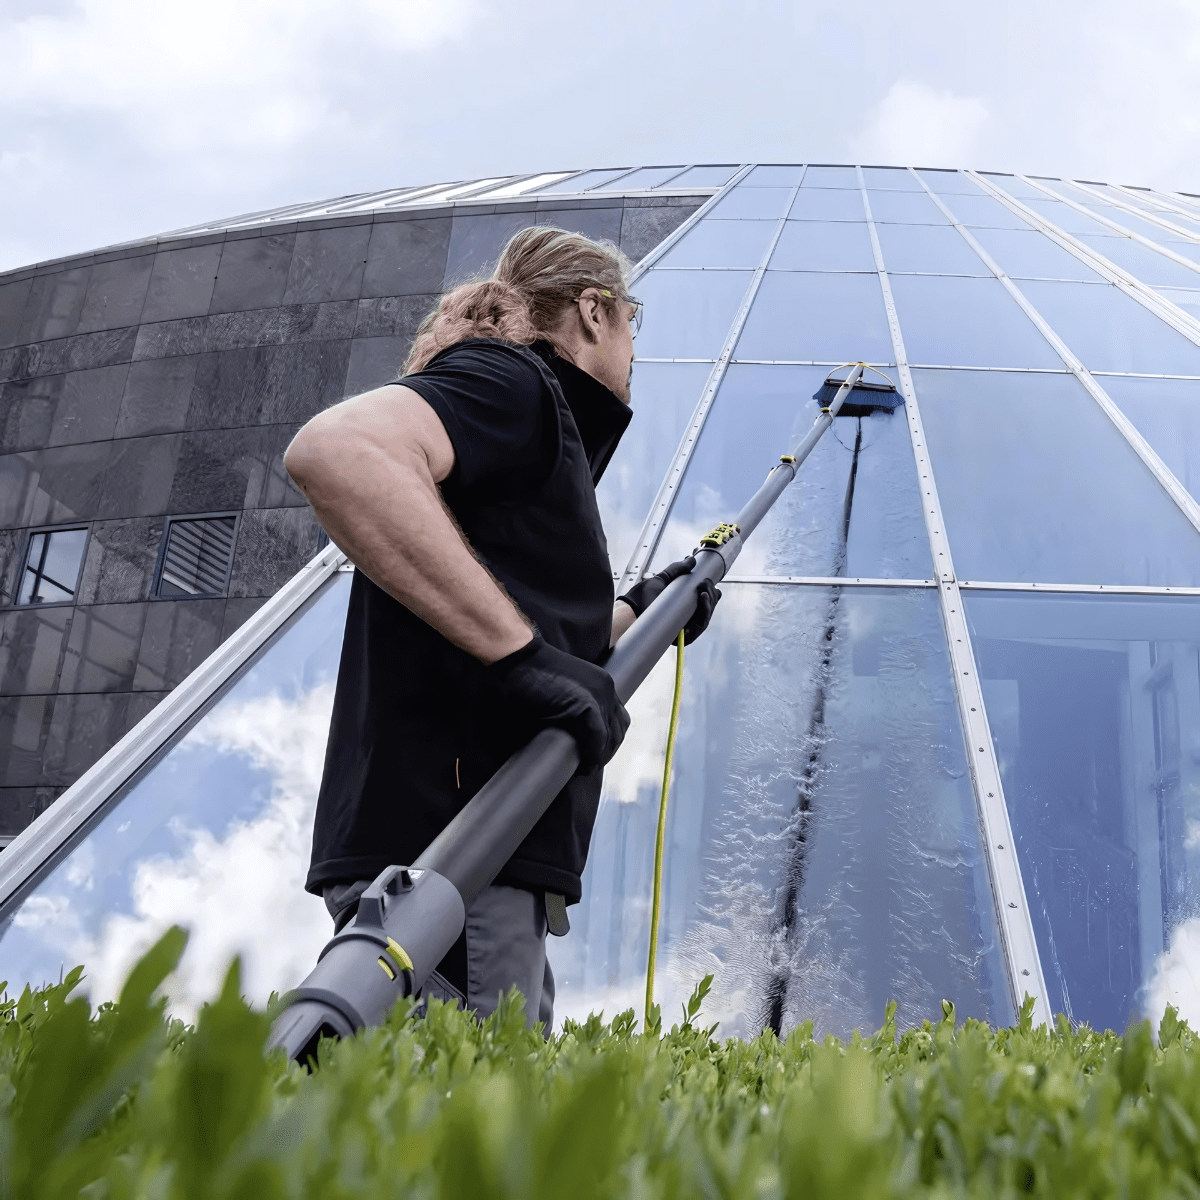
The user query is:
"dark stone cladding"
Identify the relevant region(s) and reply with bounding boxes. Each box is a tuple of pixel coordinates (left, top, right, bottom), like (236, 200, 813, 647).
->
(0, 191, 707, 836)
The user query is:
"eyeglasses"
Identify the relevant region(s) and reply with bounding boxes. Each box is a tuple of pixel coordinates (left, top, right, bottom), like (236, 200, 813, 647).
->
(599, 290, 643, 338)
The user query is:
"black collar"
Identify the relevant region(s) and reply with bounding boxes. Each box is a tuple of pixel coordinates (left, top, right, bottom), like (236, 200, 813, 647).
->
(529, 341, 632, 484)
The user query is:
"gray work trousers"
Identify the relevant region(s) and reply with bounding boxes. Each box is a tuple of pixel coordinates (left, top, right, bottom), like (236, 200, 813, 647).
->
(323, 880, 555, 1031)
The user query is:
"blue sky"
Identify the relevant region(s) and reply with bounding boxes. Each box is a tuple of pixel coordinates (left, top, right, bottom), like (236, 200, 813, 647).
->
(2, 0, 1198, 272)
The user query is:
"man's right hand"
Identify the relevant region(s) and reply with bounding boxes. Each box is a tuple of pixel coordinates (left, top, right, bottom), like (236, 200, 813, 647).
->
(486, 637, 630, 773)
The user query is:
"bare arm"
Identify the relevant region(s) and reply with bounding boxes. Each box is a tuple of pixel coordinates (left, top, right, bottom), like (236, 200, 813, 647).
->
(285, 385, 533, 665)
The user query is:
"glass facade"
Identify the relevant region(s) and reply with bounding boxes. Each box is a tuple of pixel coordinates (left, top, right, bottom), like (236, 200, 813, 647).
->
(5, 164, 1200, 1040)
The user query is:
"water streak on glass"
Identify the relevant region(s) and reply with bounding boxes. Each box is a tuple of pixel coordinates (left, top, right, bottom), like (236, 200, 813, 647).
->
(646, 365, 926, 579)
(0, 573, 354, 1018)
(597, 362, 715, 573)
(551, 585, 1011, 1037)
(912, 369, 1200, 586)
(966, 591, 1200, 1032)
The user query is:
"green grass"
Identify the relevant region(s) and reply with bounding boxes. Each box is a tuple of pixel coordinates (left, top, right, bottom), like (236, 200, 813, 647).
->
(4, 927, 1200, 1198)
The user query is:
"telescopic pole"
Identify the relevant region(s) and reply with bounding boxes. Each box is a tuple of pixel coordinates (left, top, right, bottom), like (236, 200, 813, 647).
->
(267, 365, 866, 1062)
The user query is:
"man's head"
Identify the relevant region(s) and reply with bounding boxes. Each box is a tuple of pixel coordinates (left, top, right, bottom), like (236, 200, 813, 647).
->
(404, 227, 639, 402)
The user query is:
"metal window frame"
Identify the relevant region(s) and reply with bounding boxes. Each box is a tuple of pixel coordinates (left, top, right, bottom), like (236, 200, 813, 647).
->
(151, 511, 241, 601)
(11, 523, 91, 609)
(1141, 188, 1200, 221)
(0, 541, 349, 913)
(964, 171, 1200, 351)
(1014, 177, 1200, 284)
(1065, 181, 1200, 244)
(858, 165, 1052, 1027)
(942, 172, 1200, 539)
(618, 171, 802, 590)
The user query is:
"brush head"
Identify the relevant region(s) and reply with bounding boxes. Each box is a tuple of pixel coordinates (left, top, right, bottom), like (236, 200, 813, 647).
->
(813, 376, 902, 418)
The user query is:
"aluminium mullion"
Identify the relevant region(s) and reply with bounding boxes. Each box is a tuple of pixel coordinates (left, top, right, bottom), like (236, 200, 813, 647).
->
(859, 165, 1051, 1027)
(943, 173, 1200, 537)
(1143, 188, 1200, 220)
(651, 165, 696, 190)
(1066, 181, 1200, 243)
(0, 542, 349, 912)
(626, 165, 754, 285)
(966, 171, 1200, 348)
(722, 575, 934, 586)
(958, 580, 1200, 597)
(1018, 177, 1200, 283)
(1113, 185, 1200, 227)
(618, 174, 803, 590)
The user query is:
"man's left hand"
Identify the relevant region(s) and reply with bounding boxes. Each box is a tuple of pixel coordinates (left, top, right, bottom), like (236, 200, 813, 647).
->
(617, 557, 722, 645)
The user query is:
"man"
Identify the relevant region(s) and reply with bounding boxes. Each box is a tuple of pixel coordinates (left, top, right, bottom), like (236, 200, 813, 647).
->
(285, 227, 716, 1029)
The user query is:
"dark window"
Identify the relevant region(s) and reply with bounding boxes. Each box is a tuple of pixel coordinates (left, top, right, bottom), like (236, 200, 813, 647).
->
(16, 527, 89, 605)
(155, 515, 238, 598)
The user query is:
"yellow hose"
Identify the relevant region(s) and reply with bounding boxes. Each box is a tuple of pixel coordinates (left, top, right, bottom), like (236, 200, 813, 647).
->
(645, 629, 685, 1030)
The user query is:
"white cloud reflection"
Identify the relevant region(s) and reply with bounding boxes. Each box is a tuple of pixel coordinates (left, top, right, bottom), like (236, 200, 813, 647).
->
(15, 683, 336, 1021)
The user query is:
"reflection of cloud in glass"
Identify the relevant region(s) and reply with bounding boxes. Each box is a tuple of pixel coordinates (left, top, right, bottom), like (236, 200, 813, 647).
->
(1146, 918, 1200, 1032)
(14, 684, 335, 1020)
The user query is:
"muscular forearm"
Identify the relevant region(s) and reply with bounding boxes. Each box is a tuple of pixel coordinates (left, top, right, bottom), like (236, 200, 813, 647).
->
(286, 394, 533, 664)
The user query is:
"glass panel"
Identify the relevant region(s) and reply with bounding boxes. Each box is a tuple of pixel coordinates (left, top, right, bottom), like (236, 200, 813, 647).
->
(633, 269, 752, 360)
(645, 364, 929, 579)
(1086, 206, 1199, 245)
(874, 223, 989, 275)
(616, 166, 688, 190)
(1103, 190, 1200, 235)
(17, 528, 88, 605)
(1079, 235, 1200, 288)
(861, 167, 923, 191)
(655, 220, 777, 270)
(801, 166, 858, 188)
(789, 189, 865, 222)
(1022, 199, 1113, 236)
(1099, 376, 1200, 500)
(965, 591, 1200, 1031)
(710, 187, 793, 220)
(669, 165, 740, 189)
(475, 173, 573, 199)
(597, 361, 714, 573)
(980, 175, 1058, 202)
(969, 227, 1103, 281)
(1156, 288, 1200, 320)
(538, 168, 633, 194)
(735, 272, 895, 365)
(1019, 279, 1200, 376)
(769, 220, 877, 272)
(0, 572, 353, 1015)
(1164, 240, 1200, 265)
(745, 165, 805, 187)
(551, 584, 1011, 1036)
(940, 193, 1033, 230)
(888, 275, 1062, 369)
(917, 170, 987, 196)
(913, 368, 1200, 585)
(867, 190, 950, 225)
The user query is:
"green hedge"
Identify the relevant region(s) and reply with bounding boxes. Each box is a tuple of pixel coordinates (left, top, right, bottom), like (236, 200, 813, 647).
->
(4, 927, 1200, 1198)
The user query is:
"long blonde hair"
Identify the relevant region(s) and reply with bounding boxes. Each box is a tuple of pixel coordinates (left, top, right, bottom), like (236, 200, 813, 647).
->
(402, 226, 633, 374)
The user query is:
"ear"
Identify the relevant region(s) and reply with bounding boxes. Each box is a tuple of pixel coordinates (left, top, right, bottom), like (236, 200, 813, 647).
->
(575, 287, 606, 343)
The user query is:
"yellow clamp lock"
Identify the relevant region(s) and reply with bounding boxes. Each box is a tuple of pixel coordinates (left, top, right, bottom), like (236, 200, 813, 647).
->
(780, 455, 796, 464)
(377, 937, 415, 982)
(700, 522, 740, 549)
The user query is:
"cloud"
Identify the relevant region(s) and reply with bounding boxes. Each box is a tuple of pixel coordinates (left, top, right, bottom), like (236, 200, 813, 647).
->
(15, 682, 337, 1021)
(851, 80, 988, 169)
(1145, 917, 1200, 1034)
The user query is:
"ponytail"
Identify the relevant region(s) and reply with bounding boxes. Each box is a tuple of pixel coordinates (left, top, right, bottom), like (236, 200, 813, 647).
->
(402, 226, 633, 375)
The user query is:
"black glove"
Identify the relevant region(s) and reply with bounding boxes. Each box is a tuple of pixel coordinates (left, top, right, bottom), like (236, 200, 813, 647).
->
(486, 637, 630, 773)
(617, 557, 722, 645)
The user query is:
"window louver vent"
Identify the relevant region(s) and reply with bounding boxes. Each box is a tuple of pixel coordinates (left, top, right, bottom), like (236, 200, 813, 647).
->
(157, 516, 237, 597)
